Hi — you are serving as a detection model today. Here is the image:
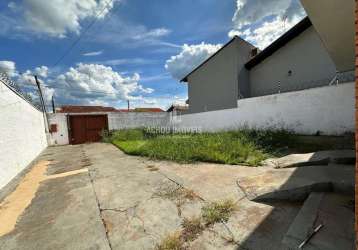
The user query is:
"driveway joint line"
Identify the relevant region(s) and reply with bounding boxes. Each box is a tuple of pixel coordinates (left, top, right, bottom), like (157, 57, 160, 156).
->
(82, 147, 113, 250)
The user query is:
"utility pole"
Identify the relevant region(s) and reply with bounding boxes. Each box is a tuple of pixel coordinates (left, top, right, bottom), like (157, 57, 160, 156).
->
(34, 75, 49, 132)
(51, 95, 56, 113)
(127, 100, 130, 111)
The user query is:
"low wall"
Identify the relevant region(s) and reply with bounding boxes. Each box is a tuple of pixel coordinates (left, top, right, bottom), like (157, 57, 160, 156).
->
(174, 83, 355, 135)
(0, 81, 48, 190)
(48, 112, 170, 145)
(108, 112, 170, 130)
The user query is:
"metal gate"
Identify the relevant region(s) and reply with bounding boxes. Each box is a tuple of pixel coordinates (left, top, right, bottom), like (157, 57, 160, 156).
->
(69, 115, 108, 145)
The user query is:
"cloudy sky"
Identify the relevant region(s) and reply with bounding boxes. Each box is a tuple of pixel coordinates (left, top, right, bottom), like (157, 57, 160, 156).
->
(0, 0, 306, 110)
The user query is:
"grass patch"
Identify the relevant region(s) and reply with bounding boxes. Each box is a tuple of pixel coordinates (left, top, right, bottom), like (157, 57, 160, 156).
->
(107, 128, 342, 166)
(108, 128, 298, 166)
(202, 200, 236, 225)
(156, 232, 184, 250)
(154, 185, 197, 204)
(181, 217, 204, 242)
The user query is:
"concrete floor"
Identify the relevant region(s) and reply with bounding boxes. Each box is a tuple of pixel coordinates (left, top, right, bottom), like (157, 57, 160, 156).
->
(0, 143, 354, 250)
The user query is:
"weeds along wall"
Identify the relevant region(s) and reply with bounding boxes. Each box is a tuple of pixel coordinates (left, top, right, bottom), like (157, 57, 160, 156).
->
(174, 83, 355, 135)
(0, 81, 48, 190)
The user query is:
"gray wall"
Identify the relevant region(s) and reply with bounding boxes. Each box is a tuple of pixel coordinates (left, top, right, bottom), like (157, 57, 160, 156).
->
(249, 26, 337, 97)
(301, 0, 355, 72)
(187, 37, 254, 114)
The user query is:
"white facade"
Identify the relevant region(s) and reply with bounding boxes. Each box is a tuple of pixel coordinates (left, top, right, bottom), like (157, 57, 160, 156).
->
(0, 82, 48, 190)
(174, 83, 355, 135)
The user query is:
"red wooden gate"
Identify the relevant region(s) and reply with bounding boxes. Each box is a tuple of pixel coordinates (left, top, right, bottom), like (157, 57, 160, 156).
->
(69, 115, 108, 145)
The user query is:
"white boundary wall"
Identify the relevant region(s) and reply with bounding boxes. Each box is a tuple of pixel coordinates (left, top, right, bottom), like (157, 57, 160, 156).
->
(0, 82, 47, 190)
(48, 112, 170, 145)
(109, 112, 170, 130)
(174, 83, 355, 135)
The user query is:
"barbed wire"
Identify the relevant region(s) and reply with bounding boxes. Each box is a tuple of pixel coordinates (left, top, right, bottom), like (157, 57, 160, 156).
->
(0, 71, 42, 110)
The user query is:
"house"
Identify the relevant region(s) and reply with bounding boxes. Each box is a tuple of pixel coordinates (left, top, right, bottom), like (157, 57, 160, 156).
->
(166, 104, 189, 113)
(132, 108, 164, 112)
(117, 108, 164, 112)
(181, 17, 354, 114)
(181, 36, 256, 113)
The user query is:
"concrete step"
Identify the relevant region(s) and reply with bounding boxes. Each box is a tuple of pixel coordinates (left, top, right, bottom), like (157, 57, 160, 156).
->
(282, 192, 355, 250)
(237, 164, 354, 202)
(263, 150, 355, 169)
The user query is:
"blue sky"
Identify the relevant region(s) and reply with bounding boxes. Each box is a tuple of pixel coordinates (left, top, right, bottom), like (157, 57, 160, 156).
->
(0, 0, 305, 110)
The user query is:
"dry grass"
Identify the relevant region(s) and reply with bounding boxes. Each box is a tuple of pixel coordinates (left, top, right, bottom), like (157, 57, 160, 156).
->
(147, 165, 160, 171)
(155, 232, 185, 250)
(202, 200, 237, 225)
(180, 217, 204, 242)
(155, 185, 197, 203)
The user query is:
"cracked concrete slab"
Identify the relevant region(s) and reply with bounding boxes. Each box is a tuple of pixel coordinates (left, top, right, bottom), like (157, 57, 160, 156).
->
(0, 143, 353, 250)
(0, 171, 110, 250)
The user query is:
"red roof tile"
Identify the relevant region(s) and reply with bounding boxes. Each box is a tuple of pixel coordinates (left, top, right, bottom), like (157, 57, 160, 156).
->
(57, 105, 119, 113)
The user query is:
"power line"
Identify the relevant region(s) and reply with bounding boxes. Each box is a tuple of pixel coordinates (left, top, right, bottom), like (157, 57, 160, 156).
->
(53, 0, 116, 67)
(42, 84, 183, 100)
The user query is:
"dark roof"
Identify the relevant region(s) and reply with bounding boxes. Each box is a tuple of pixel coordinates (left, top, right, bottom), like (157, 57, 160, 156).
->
(57, 105, 119, 113)
(117, 108, 164, 113)
(245, 17, 312, 70)
(133, 108, 164, 112)
(166, 105, 189, 112)
(181, 36, 254, 82)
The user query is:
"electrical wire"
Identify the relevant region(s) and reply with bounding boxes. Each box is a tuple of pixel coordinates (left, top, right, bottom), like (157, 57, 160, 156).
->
(53, 0, 115, 67)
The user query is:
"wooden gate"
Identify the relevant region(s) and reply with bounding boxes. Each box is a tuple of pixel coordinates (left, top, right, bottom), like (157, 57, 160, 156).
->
(69, 115, 108, 145)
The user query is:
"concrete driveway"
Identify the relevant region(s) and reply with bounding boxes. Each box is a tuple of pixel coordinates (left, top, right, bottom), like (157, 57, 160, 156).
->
(0, 143, 353, 250)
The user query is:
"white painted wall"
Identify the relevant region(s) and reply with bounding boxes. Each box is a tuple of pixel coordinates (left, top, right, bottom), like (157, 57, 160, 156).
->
(108, 112, 170, 130)
(47, 113, 69, 145)
(0, 82, 48, 190)
(48, 112, 170, 145)
(174, 83, 355, 135)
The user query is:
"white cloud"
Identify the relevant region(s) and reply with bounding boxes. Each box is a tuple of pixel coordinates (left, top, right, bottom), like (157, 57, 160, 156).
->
(51, 63, 153, 104)
(93, 15, 173, 48)
(0, 60, 16, 77)
(23, 0, 116, 38)
(34, 66, 49, 78)
(0, 60, 159, 108)
(95, 58, 158, 66)
(132, 28, 171, 40)
(229, 0, 306, 49)
(83, 50, 103, 57)
(165, 43, 222, 80)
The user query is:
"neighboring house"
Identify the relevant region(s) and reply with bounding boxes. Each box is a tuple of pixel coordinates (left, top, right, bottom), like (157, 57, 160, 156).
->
(166, 104, 189, 113)
(132, 108, 164, 112)
(118, 108, 165, 112)
(181, 17, 354, 114)
(181, 36, 256, 114)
